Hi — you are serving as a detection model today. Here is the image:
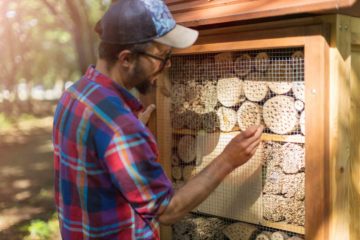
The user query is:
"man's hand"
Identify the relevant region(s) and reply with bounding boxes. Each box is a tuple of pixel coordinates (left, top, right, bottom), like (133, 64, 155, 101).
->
(220, 125, 264, 170)
(138, 104, 156, 125)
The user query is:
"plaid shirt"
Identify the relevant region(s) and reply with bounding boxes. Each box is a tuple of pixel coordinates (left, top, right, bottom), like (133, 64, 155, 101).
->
(53, 66, 173, 239)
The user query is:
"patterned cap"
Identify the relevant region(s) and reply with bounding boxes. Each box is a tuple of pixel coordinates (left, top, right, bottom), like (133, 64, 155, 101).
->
(100, 0, 198, 49)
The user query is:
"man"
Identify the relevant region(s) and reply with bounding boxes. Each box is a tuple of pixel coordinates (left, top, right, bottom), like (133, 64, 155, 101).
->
(53, 0, 263, 239)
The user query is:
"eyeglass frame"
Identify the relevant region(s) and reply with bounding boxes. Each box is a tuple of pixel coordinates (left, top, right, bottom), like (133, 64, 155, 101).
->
(132, 50, 172, 73)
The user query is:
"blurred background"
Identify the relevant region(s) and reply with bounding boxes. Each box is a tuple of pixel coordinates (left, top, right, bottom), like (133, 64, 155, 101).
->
(0, 0, 113, 239)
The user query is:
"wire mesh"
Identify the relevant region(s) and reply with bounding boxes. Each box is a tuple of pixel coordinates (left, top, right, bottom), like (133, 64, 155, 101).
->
(167, 48, 306, 240)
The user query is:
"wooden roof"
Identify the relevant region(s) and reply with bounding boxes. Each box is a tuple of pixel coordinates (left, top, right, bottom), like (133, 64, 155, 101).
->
(166, 0, 360, 27)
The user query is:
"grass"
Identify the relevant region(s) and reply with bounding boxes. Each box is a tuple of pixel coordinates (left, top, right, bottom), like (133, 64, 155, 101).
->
(22, 213, 60, 240)
(0, 113, 14, 132)
(0, 113, 45, 133)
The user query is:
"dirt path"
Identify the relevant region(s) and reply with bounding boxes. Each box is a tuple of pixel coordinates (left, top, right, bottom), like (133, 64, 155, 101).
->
(0, 117, 55, 239)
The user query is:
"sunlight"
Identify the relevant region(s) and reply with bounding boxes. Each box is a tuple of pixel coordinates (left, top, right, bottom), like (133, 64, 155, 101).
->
(0, 207, 43, 231)
(12, 179, 31, 189)
(14, 190, 31, 201)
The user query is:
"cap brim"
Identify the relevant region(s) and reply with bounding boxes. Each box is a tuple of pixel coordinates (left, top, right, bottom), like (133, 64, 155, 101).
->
(154, 24, 199, 49)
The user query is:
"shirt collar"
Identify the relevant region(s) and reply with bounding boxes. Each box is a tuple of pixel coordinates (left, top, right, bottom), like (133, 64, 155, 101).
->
(84, 65, 144, 113)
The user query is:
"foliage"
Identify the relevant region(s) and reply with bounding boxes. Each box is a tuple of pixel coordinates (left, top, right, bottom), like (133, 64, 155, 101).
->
(0, 112, 13, 131)
(22, 213, 60, 240)
(0, 0, 112, 92)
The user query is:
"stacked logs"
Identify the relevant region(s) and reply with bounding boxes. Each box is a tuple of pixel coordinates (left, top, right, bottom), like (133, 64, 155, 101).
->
(170, 50, 305, 135)
(262, 142, 305, 226)
(171, 135, 198, 183)
(172, 214, 227, 240)
(222, 222, 259, 240)
(255, 231, 304, 240)
(169, 50, 306, 235)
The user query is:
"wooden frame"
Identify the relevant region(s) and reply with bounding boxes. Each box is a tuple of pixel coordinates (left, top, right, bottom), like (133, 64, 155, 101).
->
(165, 0, 360, 27)
(156, 23, 330, 240)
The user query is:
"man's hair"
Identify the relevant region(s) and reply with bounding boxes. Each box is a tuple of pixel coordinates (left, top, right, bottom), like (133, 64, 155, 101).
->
(95, 19, 151, 68)
(98, 41, 151, 68)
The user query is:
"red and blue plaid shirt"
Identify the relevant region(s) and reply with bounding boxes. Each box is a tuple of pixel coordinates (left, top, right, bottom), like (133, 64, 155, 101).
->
(53, 66, 173, 239)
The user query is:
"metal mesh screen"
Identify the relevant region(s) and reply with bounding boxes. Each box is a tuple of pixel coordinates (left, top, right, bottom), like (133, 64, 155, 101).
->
(167, 48, 305, 240)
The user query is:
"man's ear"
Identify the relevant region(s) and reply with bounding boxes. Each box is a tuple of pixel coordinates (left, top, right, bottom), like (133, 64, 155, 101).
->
(117, 50, 133, 68)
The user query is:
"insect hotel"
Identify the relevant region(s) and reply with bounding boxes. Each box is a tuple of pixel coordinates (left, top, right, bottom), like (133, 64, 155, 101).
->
(149, 1, 360, 239)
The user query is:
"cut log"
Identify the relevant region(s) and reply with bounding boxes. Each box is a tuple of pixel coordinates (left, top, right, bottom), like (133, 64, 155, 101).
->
(183, 165, 196, 181)
(215, 52, 233, 62)
(222, 222, 258, 240)
(173, 214, 227, 240)
(255, 52, 271, 72)
(300, 111, 305, 135)
(267, 81, 292, 95)
(234, 54, 253, 77)
(263, 194, 286, 222)
(237, 101, 262, 131)
(271, 231, 289, 240)
(202, 111, 220, 132)
(181, 59, 199, 81)
(177, 135, 197, 163)
(292, 81, 305, 102)
(215, 52, 234, 78)
(256, 232, 272, 240)
(217, 107, 237, 132)
(244, 73, 269, 102)
(288, 236, 304, 240)
(292, 51, 304, 59)
(172, 166, 182, 180)
(291, 51, 305, 78)
(294, 100, 304, 112)
(280, 143, 305, 174)
(281, 173, 305, 199)
(217, 77, 244, 107)
(198, 57, 215, 81)
(270, 59, 295, 82)
(263, 96, 299, 134)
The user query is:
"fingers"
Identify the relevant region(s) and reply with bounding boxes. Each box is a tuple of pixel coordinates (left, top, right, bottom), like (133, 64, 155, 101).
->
(139, 104, 156, 124)
(236, 125, 264, 144)
(247, 137, 262, 156)
(243, 125, 263, 146)
(241, 125, 259, 138)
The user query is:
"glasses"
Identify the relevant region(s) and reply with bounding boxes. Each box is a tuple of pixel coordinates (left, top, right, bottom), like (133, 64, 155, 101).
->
(133, 50, 172, 73)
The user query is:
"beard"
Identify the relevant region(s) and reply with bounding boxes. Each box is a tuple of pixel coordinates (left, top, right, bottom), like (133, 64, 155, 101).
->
(131, 63, 154, 95)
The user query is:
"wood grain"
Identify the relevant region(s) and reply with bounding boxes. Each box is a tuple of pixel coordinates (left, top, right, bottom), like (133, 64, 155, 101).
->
(349, 19, 360, 240)
(165, 0, 359, 27)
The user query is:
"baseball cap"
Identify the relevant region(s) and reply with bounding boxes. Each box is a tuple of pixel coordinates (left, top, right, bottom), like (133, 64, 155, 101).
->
(100, 0, 198, 49)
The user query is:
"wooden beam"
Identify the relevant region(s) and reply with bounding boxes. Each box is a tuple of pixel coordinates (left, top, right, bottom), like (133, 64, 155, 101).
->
(166, 0, 359, 27)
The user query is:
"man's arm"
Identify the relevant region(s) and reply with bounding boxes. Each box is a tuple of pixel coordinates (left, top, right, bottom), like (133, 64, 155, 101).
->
(158, 125, 263, 225)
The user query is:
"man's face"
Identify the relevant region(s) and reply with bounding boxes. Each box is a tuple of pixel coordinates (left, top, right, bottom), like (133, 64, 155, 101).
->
(128, 43, 172, 95)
